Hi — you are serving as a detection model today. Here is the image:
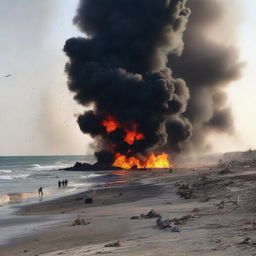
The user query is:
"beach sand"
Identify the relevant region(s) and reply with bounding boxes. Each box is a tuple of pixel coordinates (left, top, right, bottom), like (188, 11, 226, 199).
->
(1, 164, 256, 256)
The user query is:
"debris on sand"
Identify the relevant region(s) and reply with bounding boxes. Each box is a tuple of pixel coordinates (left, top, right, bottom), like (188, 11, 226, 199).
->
(156, 217, 172, 230)
(72, 216, 90, 226)
(170, 214, 194, 225)
(140, 209, 161, 219)
(177, 184, 196, 199)
(219, 167, 231, 175)
(131, 209, 161, 220)
(171, 227, 180, 232)
(218, 197, 240, 209)
(191, 208, 200, 213)
(85, 197, 93, 204)
(240, 237, 256, 247)
(156, 214, 194, 230)
(104, 240, 122, 247)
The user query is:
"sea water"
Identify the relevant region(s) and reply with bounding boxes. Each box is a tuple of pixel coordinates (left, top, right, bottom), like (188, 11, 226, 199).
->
(0, 155, 99, 206)
(0, 155, 129, 246)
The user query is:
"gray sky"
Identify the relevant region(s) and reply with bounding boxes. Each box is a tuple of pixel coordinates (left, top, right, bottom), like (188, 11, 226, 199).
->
(0, 0, 255, 156)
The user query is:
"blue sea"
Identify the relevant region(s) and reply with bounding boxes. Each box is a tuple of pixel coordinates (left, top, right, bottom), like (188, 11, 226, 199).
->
(0, 155, 99, 205)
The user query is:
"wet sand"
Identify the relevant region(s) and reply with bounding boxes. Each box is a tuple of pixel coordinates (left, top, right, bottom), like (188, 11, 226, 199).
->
(2, 164, 256, 255)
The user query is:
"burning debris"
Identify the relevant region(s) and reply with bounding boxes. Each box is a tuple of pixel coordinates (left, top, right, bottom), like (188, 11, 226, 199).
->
(64, 0, 191, 169)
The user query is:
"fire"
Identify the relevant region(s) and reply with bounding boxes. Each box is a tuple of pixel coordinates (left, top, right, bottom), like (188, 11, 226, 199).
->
(102, 116, 170, 170)
(102, 116, 120, 133)
(124, 124, 144, 145)
(113, 152, 171, 169)
(102, 116, 144, 145)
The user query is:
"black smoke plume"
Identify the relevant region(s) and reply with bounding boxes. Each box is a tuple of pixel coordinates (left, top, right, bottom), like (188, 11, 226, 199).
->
(64, 0, 192, 164)
(168, 0, 244, 152)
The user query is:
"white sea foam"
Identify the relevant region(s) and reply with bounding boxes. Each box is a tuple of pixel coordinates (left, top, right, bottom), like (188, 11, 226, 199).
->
(0, 173, 30, 180)
(12, 174, 30, 179)
(0, 169, 12, 173)
(29, 163, 70, 171)
(0, 175, 13, 180)
(80, 173, 103, 179)
(0, 192, 37, 205)
(0, 194, 10, 204)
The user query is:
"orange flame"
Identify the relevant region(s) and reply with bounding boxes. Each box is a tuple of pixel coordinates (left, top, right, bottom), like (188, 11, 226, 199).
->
(102, 116, 120, 133)
(113, 153, 171, 169)
(102, 116, 144, 145)
(124, 124, 145, 145)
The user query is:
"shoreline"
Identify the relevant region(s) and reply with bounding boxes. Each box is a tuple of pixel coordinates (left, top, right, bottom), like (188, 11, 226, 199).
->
(2, 162, 256, 255)
(0, 171, 166, 256)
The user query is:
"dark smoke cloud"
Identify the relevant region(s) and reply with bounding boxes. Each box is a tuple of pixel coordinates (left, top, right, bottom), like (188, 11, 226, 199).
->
(64, 0, 192, 163)
(168, 0, 244, 152)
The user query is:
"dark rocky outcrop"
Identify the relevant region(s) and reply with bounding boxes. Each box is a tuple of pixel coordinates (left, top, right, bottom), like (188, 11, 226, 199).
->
(60, 161, 122, 171)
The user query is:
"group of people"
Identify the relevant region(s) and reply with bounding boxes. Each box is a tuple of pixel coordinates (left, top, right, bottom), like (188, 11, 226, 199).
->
(38, 179, 69, 198)
(58, 179, 68, 189)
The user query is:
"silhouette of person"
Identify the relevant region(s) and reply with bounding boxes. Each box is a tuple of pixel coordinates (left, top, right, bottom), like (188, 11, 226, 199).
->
(58, 180, 61, 189)
(64, 179, 68, 186)
(38, 187, 43, 197)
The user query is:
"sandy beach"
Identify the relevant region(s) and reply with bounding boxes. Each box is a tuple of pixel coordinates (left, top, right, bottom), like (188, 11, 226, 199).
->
(1, 159, 256, 255)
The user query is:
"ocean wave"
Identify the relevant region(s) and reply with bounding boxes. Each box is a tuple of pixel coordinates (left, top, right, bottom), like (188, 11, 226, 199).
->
(29, 163, 70, 171)
(12, 174, 30, 179)
(0, 169, 12, 173)
(0, 192, 37, 205)
(0, 176, 13, 180)
(0, 173, 30, 180)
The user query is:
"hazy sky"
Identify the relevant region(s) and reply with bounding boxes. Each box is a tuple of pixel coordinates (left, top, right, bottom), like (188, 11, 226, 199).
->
(0, 0, 255, 156)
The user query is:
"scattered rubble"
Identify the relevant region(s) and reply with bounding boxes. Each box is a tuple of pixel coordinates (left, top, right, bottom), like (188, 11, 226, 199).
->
(218, 159, 256, 169)
(130, 216, 140, 220)
(72, 216, 90, 226)
(141, 209, 161, 219)
(218, 197, 240, 209)
(240, 237, 256, 247)
(104, 240, 122, 247)
(131, 209, 161, 220)
(177, 184, 196, 199)
(156, 217, 172, 229)
(156, 214, 194, 230)
(219, 167, 231, 175)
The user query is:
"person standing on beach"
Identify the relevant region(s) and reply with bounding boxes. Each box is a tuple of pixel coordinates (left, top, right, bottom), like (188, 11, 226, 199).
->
(38, 187, 43, 197)
(64, 179, 68, 187)
(58, 180, 61, 189)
